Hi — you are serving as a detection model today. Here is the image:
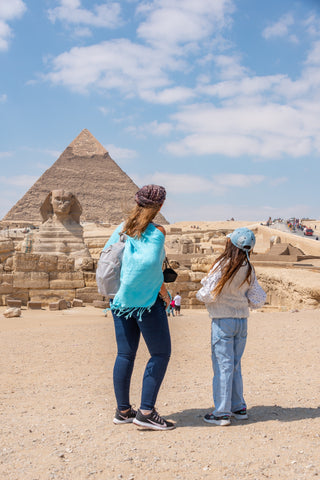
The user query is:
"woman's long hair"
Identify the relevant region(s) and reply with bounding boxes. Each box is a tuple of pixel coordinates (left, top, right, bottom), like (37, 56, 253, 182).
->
(122, 204, 161, 237)
(210, 238, 254, 298)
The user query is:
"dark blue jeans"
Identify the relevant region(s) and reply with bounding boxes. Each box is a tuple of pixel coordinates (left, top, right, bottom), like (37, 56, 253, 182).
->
(111, 296, 171, 411)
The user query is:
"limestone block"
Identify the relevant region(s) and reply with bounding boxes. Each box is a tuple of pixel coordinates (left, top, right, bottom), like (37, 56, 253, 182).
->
(0, 253, 13, 265)
(172, 281, 198, 292)
(58, 299, 68, 310)
(88, 248, 103, 260)
(28, 301, 42, 310)
(83, 272, 97, 287)
(0, 273, 13, 284)
(75, 287, 104, 303)
(93, 300, 108, 309)
(37, 255, 58, 272)
(77, 257, 94, 271)
(13, 253, 42, 272)
(72, 298, 83, 307)
(5, 291, 29, 305)
(187, 291, 198, 299)
(57, 256, 75, 272)
(189, 271, 205, 283)
(85, 238, 107, 249)
(191, 262, 212, 273)
(0, 282, 13, 294)
(3, 307, 21, 318)
(29, 289, 76, 305)
(175, 270, 190, 282)
(0, 239, 14, 253)
(3, 256, 13, 271)
(49, 272, 85, 289)
(6, 299, 22, 308)
(13, 272, 49, 289)
(49, 302, 60, 311)
(49, 299, 68, 310)
(189, 297, 203, 305)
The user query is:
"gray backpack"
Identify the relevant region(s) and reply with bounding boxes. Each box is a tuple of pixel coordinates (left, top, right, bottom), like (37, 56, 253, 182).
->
(96, 233, 127, 298)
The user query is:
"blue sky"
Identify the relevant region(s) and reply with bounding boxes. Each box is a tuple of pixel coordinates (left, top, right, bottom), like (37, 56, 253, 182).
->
(0, 0, 319, 223)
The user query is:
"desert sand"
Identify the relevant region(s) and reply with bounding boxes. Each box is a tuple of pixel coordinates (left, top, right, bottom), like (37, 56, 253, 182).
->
(1, 306, 319, 480)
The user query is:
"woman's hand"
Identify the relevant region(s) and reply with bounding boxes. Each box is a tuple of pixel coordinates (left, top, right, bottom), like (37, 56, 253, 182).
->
(160, 283, 170, 308)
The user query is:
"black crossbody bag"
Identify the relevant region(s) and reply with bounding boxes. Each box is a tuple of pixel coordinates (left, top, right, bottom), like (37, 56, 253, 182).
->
(163, 257, 178, 283)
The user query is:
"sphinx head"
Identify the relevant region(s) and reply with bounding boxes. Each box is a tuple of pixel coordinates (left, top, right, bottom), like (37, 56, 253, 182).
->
(40, 190, 82, 224)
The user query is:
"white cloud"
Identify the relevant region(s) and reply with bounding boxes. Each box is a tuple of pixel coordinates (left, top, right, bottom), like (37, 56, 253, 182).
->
(43, 0, 234, 98)
(262, 12, 296, 41)
(304, 14, 320, 37)
(0, 151, 13, 158)
(105, 144, 137, 161)
(43, 39, 175, 95)
(130, 171, 274, 197)
(212, 54, 248, 80)
(0, 0, 26, 51)
(0, 93, 7, 103)
(140, 86, 196, 104)
(131, 171, 215, 194)
(213, 174, 265, 187)
(48, 0, 122, 29)
(167, 99, 315, 158)
(22, 147, 62, 158)
(199, 74, 286, 99)
(137, 0, 234, 49)
(128, 120, 173, 137)
(269, 177, 288, 187)
(99, 106, 109, 116)
(0, 174, 37, 187)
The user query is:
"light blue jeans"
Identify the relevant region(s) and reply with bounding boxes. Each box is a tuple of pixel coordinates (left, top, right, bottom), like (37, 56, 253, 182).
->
(211, 317, 247, 417)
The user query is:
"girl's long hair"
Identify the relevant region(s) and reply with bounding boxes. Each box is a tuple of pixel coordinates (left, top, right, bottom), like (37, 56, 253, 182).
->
(210, 238, 254, 298)
(122, 204, 161, 238)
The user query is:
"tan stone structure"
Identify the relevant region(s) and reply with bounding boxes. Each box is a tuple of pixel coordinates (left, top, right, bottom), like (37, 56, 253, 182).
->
(2, 129, 168, 225)
(26, 189, 93, 270)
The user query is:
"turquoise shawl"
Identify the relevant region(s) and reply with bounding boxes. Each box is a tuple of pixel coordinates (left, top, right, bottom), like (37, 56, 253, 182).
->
(104, 222, 165, 320)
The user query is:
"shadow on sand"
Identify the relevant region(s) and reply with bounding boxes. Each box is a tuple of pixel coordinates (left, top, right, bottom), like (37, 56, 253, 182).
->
(168, 405, 320, 427)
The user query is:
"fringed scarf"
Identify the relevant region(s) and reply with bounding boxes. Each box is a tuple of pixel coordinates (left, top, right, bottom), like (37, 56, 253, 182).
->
(104, 223, 165, 320)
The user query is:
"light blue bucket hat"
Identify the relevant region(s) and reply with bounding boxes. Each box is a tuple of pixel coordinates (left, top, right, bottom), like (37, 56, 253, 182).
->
(227, 227, 256, 256)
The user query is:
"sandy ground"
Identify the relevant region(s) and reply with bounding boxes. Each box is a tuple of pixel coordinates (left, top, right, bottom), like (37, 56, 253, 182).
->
(0, 306, 319, 480)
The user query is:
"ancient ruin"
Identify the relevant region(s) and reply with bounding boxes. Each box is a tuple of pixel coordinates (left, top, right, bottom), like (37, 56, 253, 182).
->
(2, 129, 168, 226)
(23, 189, 93, 270)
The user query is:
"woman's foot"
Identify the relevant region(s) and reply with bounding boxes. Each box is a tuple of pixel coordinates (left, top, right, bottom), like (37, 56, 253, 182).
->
(133, 408, 175, 430)
(232, 408, 248, 420)
(113, 406, 137, 424)
(203, 413, 231, 426)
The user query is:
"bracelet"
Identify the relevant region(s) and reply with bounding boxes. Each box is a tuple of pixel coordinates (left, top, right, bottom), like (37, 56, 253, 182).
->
(161, 293, 170, 300)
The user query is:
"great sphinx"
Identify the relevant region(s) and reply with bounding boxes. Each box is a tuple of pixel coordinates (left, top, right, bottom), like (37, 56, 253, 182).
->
(26, 190, 93, 270)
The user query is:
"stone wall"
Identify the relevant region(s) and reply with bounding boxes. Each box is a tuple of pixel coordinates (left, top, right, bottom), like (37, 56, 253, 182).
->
(0, 252, 103, 306)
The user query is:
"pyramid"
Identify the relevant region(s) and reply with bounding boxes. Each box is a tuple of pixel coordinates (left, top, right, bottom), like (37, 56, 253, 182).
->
(2, 129, 168, 225)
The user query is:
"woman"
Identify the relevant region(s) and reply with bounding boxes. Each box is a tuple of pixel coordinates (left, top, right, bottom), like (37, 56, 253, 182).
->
(196, 228, 266, 425)
(105, 184, 175, 431)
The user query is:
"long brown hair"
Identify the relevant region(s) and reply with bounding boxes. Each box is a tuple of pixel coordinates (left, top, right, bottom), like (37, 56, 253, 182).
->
(210, 238, 254, 298)
(122, 204, 161, 237)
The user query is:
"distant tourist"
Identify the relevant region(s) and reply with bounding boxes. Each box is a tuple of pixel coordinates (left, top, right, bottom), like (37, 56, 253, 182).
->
(173, 292, 182, 315)
(197, 228, 266, 426)
(169, 296, 175, 317)
(105, 184, 175, 430)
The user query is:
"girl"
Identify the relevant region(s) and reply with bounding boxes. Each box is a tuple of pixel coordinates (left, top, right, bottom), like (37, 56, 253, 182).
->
(197, 227, 266, 426)
(105, 184, 175, 431)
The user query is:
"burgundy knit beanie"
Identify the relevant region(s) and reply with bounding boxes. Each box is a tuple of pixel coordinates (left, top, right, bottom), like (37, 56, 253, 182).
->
(135, 184, 166, 208)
